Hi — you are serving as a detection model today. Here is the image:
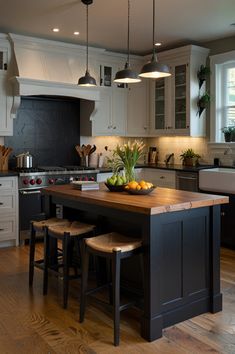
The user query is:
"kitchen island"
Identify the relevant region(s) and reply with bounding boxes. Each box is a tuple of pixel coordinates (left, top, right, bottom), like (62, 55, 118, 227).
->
(42, 184, 228, 342)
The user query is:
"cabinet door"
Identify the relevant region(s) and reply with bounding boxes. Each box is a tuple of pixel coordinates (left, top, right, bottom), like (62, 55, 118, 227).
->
(172, 63, 190, 133)
(92, 87, 112, 135)
(127, 82, 149, 136)
(149, 77, 172, 135)
(0, 73, 13, 135)
(112, 88, 127, 136)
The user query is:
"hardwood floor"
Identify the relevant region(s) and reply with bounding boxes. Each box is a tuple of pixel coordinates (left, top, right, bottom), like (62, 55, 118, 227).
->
(0, 245, 234, 353)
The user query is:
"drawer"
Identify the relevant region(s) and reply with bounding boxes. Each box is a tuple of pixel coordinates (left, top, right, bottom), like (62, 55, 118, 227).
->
(143, 169, 176, 189)
(0, 194, 16, 213)
(0, 216, 17, 242)
(0, 177, 17, 192)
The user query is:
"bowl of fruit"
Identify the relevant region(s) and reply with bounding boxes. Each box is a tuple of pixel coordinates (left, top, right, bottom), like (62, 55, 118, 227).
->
(124, 180, 156, 195)
(105, 174, 127, 192)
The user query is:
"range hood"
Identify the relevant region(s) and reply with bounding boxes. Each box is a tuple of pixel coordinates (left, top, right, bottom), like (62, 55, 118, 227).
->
(8, 33, 100, 117)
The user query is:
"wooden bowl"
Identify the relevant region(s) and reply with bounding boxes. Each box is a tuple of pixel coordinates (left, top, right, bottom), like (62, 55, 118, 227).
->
(104, 183, 126, 192)
(125, 186, 156, 195)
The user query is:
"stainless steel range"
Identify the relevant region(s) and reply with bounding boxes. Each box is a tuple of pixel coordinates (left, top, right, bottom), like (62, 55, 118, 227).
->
(18, 165, 98, 190)
(18, 166, 98, 243)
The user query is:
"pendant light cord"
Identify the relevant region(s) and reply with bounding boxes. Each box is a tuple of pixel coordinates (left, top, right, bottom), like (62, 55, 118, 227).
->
(86, 3, 89, 72)
(152, 0, 156, 60)
(126, 0, 130, 67)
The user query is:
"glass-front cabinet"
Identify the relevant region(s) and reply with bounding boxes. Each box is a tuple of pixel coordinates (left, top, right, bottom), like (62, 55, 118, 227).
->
(174, 64, 187, 129)
(150, 45, 210, 137)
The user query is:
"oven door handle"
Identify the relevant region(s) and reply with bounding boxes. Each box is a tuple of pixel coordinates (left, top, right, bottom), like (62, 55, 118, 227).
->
(19, 190, 42, 195)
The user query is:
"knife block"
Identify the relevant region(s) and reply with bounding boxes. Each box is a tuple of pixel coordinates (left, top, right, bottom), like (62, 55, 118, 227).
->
(0, 156, 9, 171)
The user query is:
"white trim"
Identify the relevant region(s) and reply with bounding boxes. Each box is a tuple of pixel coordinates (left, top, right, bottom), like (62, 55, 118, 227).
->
(210, 50, 235, 142)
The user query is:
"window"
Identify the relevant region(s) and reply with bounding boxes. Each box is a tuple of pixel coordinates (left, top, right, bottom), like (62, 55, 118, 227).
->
(210, 50, 235, 142)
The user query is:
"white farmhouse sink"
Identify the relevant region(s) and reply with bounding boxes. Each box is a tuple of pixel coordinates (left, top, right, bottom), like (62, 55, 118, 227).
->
(199, 168, 235, 194)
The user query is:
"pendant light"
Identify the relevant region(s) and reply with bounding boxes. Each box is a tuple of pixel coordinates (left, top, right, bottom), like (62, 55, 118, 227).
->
(139, 0, 171, 79)
(114, 0, 141, 84)
(78, 0, 96, 86)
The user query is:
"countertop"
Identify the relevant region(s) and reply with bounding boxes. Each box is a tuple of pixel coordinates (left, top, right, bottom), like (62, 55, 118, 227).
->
(0, 171, 19, 177)
(42, 184, 228, 216)
(98, 163, 216, 173)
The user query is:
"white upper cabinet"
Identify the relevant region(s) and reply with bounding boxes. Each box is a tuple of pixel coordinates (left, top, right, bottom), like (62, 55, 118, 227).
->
(149, 45, 210, 137)
(126, 81, 149, 137)
(0, 35, 13, 136)
(81, 86, 127, 136)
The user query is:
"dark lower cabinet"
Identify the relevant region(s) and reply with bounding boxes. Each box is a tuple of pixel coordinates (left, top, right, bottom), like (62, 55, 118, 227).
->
(221, 194, 235, 249)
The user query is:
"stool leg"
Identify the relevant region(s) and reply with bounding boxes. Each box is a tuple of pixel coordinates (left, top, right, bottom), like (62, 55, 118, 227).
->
(112, 250, 121, 346)
(80, 241, 89, 323)
(29, 222, 36, 286)
(43, 227, 49, 295)
(63, 232, 70, 309)
(106, 258, 113, 305)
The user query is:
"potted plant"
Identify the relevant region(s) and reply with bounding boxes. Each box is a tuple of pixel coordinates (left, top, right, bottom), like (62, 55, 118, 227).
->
(221, 126, 235, 142)
(180, 148, 201, 167)
(197, 92, 211, 117)
(197, 65, 211, 89)
(108, 140, 145, 182)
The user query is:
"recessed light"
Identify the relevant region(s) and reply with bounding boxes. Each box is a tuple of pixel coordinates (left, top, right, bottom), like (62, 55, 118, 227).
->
(74, 31, 80, 35)
(52, 28, 60, 33)
(155, 42, 162, 46)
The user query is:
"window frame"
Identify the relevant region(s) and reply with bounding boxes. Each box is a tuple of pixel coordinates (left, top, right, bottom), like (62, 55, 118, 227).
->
(210, 50, 235, 143)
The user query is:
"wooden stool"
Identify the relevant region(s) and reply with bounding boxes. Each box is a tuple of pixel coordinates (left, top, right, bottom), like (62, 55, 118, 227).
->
(79, 232, 142, 346)
(43, 221, 96, 309)
(29, 217, 69, 286)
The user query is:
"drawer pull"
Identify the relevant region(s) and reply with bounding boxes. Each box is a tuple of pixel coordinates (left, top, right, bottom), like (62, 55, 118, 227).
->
(160, 176, 165, 179)
(0, 202, 3, 205)
(0, 228, 4, 231)
(0, 184, 2, 186)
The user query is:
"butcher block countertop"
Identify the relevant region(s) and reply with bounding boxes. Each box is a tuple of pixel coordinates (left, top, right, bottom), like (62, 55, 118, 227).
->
(42, 184, 229, 216)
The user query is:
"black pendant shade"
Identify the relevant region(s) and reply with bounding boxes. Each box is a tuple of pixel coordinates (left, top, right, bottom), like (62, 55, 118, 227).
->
(114, 62, 141, 83)
(139, 0, 171, 79)
(114, 0, 141, 84)
(78, 0, 96, 87)
(139, 56, 171, 78)
(78, 70, 96, 86)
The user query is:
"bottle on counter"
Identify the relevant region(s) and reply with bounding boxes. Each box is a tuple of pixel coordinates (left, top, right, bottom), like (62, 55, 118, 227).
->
(148, 147, 158, 164)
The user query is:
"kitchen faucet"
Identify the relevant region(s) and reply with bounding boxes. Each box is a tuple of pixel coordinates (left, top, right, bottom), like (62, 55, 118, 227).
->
(165, 153, 174, 164)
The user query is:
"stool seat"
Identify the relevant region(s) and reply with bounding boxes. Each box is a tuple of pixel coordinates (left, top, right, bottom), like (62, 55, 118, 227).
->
(43, 220, 96, 308)
(32, 217, 69, 231)
(48, 221, 95, 237)
(85, 232, 142, 253)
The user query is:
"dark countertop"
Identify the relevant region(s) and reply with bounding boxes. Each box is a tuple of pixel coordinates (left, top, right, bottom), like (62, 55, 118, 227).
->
(0, 170, 19, 177)
(97, 164, 216, 174)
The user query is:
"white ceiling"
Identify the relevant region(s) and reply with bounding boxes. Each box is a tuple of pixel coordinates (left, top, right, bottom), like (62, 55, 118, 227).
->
(0, 0, 235, 54)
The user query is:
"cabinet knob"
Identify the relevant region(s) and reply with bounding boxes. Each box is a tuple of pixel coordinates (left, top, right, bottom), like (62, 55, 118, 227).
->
(113, 126, 116, 129)
(221, 212, 225, 216)
(108, 125, 112, 129)
(160, 176, 165, 179)
(144, 126, 147, 130)
(186, 125, 189, 128)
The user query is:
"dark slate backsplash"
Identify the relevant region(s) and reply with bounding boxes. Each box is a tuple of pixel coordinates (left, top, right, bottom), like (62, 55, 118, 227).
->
(5, 96, 81, 168)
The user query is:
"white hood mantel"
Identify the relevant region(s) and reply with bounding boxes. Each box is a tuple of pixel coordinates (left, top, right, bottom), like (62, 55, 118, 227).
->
(8, 33, 103, 117)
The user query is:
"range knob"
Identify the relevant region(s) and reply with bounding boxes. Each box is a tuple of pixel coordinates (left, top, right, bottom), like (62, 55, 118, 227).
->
(30, 179, 35, 185)
(48, 178, 54, 184)
(23, 179, 29, 185)
(36, 178, 42, 185)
